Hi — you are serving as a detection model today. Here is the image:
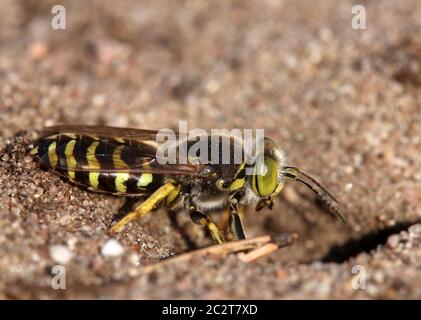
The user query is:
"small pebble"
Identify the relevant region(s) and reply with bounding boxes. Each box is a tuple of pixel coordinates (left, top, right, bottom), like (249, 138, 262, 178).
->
(101, 239, 125, 257)
(92, 94, 105, 107)
(386, 234, 400, 249)
(49, 245, 73, 265)
(129, 253, 140, 266)
(366, 284, 379, 296)
(408, 224, 421, 237)
(29, 41, 48, 61)
(373, 271, 385, 283)
(59, 214, 72, 226)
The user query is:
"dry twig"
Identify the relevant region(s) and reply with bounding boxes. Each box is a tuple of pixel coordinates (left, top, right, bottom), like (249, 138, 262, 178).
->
(142, 233, 297, 273)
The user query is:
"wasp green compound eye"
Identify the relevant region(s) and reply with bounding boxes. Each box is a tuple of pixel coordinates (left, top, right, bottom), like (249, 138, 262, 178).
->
(252, 156, 279, 197)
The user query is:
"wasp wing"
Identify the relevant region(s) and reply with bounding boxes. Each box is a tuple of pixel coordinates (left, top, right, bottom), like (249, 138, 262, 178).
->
(40, 125, 170, 140)
(35, 125, 202, 176)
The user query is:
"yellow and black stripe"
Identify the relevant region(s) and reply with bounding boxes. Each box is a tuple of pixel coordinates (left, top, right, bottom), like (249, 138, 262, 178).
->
(228, 163, 246, 192)
(32, 133, 160, 195)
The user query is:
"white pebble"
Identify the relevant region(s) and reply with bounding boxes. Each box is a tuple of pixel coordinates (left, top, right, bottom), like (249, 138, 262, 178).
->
(408, 224, 421, 237)
(101, 239, 124, 257)
(49, 245, 73, 265)
(366, 284, 379, 296)
(386, 234, 400, 249)
(92, 94, 105, 107)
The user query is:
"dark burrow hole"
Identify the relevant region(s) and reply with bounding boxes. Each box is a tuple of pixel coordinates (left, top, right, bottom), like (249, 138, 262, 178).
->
(321, 220, 421, 263)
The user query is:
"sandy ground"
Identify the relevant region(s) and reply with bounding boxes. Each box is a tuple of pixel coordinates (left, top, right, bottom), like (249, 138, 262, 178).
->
(0, 0, 421, 299)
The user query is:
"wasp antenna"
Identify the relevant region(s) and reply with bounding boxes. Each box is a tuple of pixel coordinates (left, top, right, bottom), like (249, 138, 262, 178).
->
(281, 166, 347, 224)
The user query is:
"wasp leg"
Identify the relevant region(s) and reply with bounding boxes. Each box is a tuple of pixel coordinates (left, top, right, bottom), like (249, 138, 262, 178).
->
(113, 197, 143, 221)
(229, 209, 246, 240)
(111, 182, 177, 234)
(218, 208, 234, 241)
(189, 209, 225, 244)
(229, 193, 246, 240)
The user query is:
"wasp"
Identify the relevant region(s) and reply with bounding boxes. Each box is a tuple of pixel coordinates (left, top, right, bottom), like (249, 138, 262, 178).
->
(30, 125, 345, 243)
